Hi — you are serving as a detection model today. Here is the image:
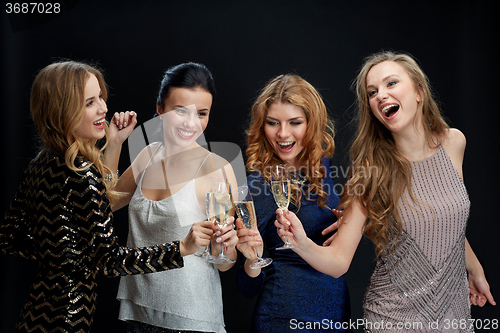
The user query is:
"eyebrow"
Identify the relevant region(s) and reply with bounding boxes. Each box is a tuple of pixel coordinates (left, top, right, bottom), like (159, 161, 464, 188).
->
(85, 90, 102, 102)
(266, 116, 304, 121)
(367, 74, 400, 89)
(173, 105, 210, 112)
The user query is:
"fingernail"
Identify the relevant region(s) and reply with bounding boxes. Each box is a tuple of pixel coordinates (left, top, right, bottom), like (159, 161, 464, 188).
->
(215, 231, 221, 236)
(124, 122, 127, 127)
(216, 237, 222, 243)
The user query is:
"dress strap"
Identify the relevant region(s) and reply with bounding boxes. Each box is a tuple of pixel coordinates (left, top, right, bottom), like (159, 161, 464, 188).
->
(193, 152, 213, 179)
(207, 153, 229, 183)
(137, 144, 163, 187)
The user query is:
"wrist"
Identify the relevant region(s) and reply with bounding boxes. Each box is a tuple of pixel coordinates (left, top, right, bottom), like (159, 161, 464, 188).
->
(294, 237, 314, 255)
(244, 259, 261, 277)
(467, 265, 484, 277)
(179, 240, 188, 257)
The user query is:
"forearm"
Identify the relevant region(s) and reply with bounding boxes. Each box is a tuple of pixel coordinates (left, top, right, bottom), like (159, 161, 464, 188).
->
(465, 238, 484, 276)
(294, 237, 351, 278)
(102, 142, 123, 174)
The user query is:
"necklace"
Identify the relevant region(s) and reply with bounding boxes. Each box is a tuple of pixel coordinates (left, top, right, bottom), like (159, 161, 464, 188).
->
(290, 171, 307, 186)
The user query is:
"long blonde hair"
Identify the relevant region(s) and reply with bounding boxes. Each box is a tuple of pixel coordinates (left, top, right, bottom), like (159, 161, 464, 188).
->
(30, 61, 121, 204)
(341, 51, 449, 256)
(246, 74, 335, 209)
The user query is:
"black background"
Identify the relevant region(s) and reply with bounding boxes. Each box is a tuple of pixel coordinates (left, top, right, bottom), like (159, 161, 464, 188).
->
(1, 1, 498, 332)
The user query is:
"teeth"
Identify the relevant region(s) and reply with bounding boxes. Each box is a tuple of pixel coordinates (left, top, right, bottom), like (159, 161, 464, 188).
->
(382, 104, 397, 113)
(178, 129, 194, 137)
(278, 141, 294, 147)
(93, 119, 105, 125)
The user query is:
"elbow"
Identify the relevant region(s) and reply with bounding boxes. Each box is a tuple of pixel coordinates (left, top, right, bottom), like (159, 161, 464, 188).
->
(330, 261, 351, 279)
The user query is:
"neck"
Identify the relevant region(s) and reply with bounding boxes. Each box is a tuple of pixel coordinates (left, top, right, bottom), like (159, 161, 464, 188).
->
(391, 121, 434, 161)
(162, 141, 202, 164)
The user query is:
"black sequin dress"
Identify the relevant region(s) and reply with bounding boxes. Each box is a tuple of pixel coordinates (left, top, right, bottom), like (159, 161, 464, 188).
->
(1, 152, 184, 333)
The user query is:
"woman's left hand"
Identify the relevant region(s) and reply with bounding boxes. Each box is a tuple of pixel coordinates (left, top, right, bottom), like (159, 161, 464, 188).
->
(215, 216, 238, 256)
(469, 271, 496, 307)
(108, 111, 137, 145)
(321, 208, 342, 246)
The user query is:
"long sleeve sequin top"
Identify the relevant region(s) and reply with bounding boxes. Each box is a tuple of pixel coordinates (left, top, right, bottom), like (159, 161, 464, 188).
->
(1, 152, 183, 333)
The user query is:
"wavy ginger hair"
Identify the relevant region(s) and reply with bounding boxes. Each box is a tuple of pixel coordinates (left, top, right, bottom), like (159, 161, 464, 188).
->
(30, 61, 121, 204)
(341, 51, 449, 256)
(246, 74, 335, 209)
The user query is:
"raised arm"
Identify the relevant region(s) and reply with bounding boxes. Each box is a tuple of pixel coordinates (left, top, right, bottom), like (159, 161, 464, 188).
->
(275, 199, 366, 278)
(102, 111, 137, 174)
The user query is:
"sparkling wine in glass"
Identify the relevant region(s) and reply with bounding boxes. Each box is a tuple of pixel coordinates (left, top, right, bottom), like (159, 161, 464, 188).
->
(206, 178, 236, 264)
(270, 165, 298, 250)
(234, 186, 272, 269)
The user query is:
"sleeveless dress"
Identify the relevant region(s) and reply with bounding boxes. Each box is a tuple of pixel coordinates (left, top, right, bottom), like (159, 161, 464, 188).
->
(117, 145, 226, 333)
(363, 145, 472, 332)
(237, 158, 350, 332)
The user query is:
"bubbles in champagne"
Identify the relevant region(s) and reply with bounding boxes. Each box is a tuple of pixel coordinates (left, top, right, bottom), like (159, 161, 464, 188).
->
(271, 180, 290, 210)
(235, 201, 257, 229)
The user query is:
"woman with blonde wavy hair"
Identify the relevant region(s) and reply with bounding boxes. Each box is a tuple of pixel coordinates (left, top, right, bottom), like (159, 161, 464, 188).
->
(0, 61, 191, 333)
(276, 51, 495, 332)
(236, 74, 350, 332)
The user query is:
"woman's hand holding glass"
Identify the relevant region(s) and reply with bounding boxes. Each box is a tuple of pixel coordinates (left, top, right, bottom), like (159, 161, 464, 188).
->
(234, 186, 272, 269)
(235, 219, 262, 261)
(274, 209, 308, 249)
(270, 165, 298, 250)
(205, 177, 236, 264)
(213, 216, 238, 258)
(180, 221, 216, 257)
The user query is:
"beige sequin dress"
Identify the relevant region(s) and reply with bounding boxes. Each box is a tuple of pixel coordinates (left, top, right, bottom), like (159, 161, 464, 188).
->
(363, 145, 472, 333)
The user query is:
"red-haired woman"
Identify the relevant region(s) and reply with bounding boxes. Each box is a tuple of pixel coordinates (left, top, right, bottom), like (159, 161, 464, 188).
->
(236, 74, 350, 332)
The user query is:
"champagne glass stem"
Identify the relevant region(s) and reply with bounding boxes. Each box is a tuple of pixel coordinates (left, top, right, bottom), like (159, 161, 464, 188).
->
(275, 208, 298, 250)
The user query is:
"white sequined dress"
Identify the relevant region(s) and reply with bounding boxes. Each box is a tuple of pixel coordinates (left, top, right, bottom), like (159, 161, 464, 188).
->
(117, 145, 225, 332)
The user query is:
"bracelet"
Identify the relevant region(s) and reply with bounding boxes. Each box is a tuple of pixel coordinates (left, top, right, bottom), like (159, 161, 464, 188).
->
(104, 171, 119, 181)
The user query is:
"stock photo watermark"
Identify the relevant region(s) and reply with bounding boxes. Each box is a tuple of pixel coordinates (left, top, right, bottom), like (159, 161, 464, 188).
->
(289, 318, 499, 331)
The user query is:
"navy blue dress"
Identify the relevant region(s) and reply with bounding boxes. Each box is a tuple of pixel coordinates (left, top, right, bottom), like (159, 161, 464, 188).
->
(237, 158, 350, 332)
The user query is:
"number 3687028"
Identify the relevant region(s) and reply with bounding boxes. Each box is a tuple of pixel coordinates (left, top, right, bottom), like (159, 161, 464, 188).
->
(6, 3, 61, 14)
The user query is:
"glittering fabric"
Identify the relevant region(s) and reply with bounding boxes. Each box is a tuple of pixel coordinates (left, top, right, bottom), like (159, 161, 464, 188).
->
(1, 152, 183, 333)
(127, 320, 210, 333)
(363, 145, 472, 332)
(117, 145, 225, 333)
(237, 158, 350, 332)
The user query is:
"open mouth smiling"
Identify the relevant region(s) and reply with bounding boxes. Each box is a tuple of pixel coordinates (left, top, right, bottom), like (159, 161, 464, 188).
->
(176, 128, 196, 139)
(381, 103, 400, 119)
(277, 141, 295, 152)
(93, 118, 105, 126)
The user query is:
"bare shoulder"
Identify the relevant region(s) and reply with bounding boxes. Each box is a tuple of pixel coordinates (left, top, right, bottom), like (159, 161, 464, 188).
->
(440, 128, 466, 178)
(441, 128, 466, 156)
(209, 153, 232, 169)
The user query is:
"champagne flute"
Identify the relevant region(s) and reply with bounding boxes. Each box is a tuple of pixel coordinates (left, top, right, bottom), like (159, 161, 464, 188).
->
(270, 165, 298, 250)
(234, 185, 273, 269)
(206, 177, 236, 264)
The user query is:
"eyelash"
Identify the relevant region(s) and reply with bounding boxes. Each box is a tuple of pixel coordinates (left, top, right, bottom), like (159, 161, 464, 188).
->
(175, 109, 208, 118)
(367, 81, 398, 97)
(266, 121, 303, 126)
(86, 95, 104, 107)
